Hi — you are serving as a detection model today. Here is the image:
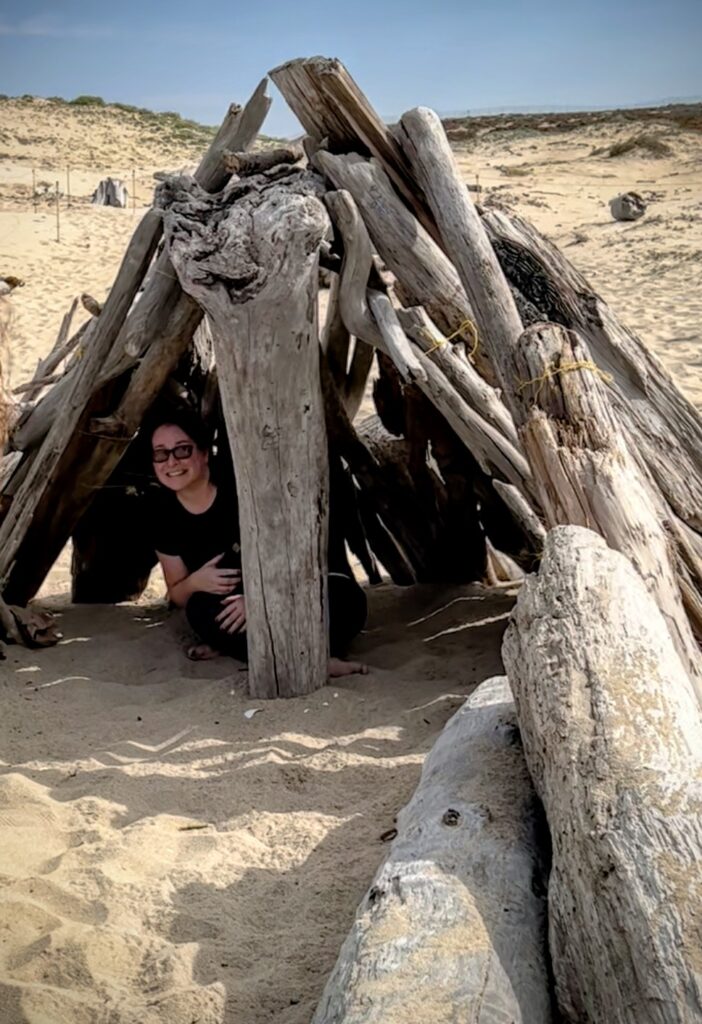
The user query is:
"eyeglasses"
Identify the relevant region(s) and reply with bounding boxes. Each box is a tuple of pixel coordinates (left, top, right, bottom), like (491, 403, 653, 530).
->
(152, 443, 194, 464)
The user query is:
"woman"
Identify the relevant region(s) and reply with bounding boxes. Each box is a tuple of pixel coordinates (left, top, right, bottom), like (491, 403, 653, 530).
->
(148, 411, 368, 677)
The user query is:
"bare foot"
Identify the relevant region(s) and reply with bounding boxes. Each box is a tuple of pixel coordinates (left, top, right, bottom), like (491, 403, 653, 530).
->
(328, 657, 369, 678)
(186, 643, 221, 662)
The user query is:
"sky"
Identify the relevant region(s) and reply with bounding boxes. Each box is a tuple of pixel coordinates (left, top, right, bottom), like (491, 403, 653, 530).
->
(0, 0, 700, 137)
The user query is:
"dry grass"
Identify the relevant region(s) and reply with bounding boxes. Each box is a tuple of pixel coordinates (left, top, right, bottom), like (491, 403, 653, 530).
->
(594, 133, 673, 158)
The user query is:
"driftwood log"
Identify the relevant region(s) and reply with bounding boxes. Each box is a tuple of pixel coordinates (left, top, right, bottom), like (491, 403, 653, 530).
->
(511, 322, 702, 701)
(2, 80, 271, 605)
(161, 168, 330, 699)
(92, 177, 128, 207)
(312, 676, 553, 1024)
(503, 526, 702, 1024)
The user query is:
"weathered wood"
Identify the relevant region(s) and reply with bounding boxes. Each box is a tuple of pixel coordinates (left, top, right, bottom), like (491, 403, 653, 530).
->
(344, 338, 374, 421)
(512, 322, 702, 700)
(92, 177, 127, 207)
(312, 676, 552, 1024)
(0, 210, 162, 590)
(503, 525, 702, 1024)
(413, 346, 532, 491)
(223, 143, 303, 176)
(269, 56, 439, 241)
(315, 152, 497, 385)
(482, 207, 702, 532)
(163, 169, 330, 699)
(398, 107, 524, 399)
(13, 81, 271, 454)
(3, 82, 271, 606)
(492, 480, 546, 551)
(398, 305, 519, 446)
(323, 189, 383, 348)
(366, 290, 426, 383)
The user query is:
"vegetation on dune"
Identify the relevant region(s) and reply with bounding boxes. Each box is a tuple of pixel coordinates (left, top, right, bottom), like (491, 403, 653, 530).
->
(603, 133, 673, 158)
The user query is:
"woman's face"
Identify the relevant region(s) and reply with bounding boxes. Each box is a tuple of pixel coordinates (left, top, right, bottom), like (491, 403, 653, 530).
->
(151, 424, 209, 493)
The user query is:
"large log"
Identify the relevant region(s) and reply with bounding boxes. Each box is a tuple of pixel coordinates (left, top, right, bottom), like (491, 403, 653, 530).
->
(482, 207, 702, 533)
(162, 169, 330, 699)
(269, 56, 438, 240)
(312, 676, 553, 1024)
(503, 526, 702, 1024)
(512, 322, 702, 701)
(3, 81, 271, 606)
(398, 107, 524, 399)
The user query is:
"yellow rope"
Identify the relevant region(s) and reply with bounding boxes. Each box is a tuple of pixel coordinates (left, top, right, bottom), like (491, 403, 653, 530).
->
(517, 359, 613, 399)
(422, 318, 480, 360)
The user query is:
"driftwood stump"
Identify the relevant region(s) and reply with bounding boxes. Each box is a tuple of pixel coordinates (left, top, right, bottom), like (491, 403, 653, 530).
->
(503, 526, 702, 1024)
(312, 677, 553, 1023)
(161, 169, 331, 699)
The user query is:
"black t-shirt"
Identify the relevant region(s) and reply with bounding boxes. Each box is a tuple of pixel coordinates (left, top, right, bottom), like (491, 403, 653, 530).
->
(149, 482, 241, 575)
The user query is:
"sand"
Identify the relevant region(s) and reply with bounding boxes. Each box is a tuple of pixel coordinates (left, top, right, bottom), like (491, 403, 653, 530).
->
(1, 97, 701, 1023)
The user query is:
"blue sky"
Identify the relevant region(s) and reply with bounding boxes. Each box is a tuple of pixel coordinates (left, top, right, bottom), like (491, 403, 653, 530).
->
(0, 0, 700, 136)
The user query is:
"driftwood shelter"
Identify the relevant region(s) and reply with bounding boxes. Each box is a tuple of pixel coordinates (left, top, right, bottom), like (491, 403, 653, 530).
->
(1, 57, 701, 1021)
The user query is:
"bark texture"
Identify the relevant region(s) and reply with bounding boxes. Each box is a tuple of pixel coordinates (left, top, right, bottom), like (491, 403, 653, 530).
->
(503, 525, 702, 1024)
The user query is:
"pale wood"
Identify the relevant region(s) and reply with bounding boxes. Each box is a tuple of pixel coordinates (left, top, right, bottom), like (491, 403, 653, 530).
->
(223, 143, 303, 176)
(323, 189, 382, 348)
(312, 676, 553, 1024)
(163, 169, 330, 699)
(0, 210, 162, 589)
(321, 274, 351, 384)
(3, 81, 272, 607)
(503, 525, 702, 1024)
(269, 56, 438, 240)
(398, 305, 519, 446)
(315, 152, 498, 385)
(13, 81, 271, 453)
(482, 206, 702, 532)
(398, 107, 524, 397)
(366, 290, 426, 383)
(512, 322, 702, 701)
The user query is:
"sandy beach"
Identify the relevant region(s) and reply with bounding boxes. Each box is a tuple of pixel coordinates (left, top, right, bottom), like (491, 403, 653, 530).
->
(1, 96, 701, 1022)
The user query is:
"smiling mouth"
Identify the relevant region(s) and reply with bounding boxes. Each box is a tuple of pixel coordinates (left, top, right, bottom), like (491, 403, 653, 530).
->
(165, 469, 187, 477)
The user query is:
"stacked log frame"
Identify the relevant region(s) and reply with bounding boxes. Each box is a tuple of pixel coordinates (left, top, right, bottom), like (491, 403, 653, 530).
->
(1, 56, 701, 1019)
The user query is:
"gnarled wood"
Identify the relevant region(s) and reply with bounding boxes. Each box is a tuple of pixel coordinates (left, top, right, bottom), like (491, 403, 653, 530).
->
(482, 207, 702, 533)
(162, 169, 330, 699)
(512, 322, 702, 700)
(312, 676, 552, 1024)
(503, 526, 702, 1024)
(223, 143, 303, 176)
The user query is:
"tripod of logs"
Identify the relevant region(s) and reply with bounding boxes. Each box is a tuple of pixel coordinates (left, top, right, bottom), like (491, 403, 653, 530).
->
(1, 58, 701, 1019)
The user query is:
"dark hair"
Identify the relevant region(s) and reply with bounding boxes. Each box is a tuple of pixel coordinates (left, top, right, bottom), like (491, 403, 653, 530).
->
(146, 407, 212, 453)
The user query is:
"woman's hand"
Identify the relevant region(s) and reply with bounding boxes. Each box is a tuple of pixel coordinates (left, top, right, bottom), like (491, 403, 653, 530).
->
(216, 594, 247, 634)
(191, 554, 240, 596)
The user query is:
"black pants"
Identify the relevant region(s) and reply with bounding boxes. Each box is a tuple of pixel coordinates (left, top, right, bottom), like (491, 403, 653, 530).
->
(185, 573, 368, 661)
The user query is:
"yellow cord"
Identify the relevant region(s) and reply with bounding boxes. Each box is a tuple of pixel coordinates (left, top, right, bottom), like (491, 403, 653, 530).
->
(421, 318, 480, 360)
(517, 359, 613, 399)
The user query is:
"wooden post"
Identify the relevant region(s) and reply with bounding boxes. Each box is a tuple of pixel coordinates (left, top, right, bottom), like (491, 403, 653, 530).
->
(131, 168, 136, 215)
(55, 181, 60, 243)
(503, 526, 702, 1023)
(312, 677, 553, 1023)
(31, 168, 37, 212)
(66, 164, 71, 207)
(162, 171, 330, 698)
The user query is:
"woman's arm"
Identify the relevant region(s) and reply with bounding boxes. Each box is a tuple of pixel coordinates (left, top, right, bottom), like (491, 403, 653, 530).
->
(156, 552, 240, 607)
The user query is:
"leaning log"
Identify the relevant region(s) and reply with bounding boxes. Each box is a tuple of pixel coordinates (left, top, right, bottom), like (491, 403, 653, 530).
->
(0, 209, 162, 589)
(398, 107, 524, 399)
(3, 80, 271, 606)
(312, 676, 553, 1024)
(482, 207, 702, 533)
(512, 322, 702, 701)
(162, 169, 330, 699)
(269, 56, 438, 241)
(503, 526, 702, 1024)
